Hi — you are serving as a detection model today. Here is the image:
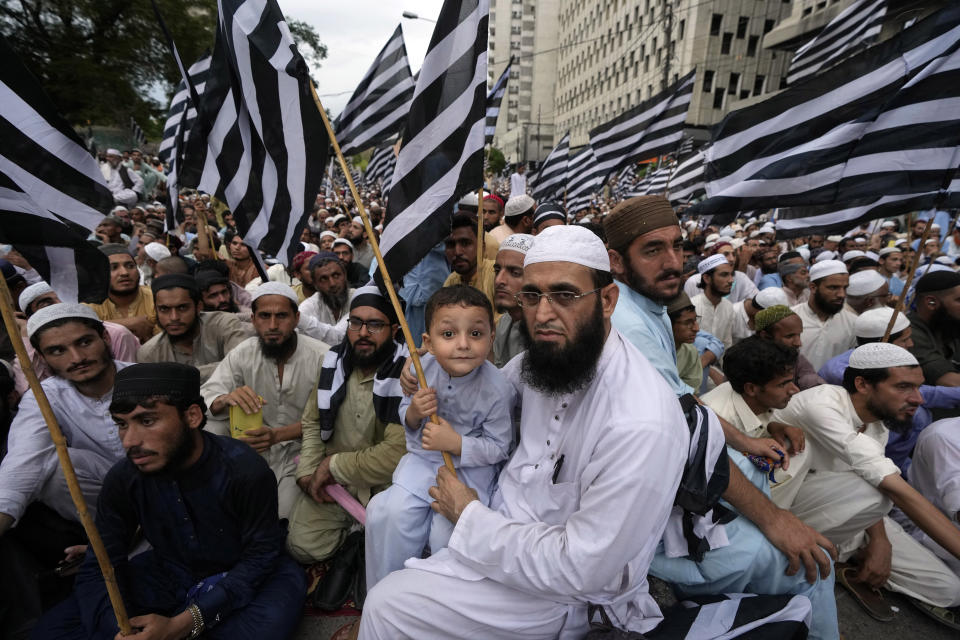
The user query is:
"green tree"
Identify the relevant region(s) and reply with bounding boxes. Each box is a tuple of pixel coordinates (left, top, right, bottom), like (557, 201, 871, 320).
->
(486, 147, 507, 175)
(286, 16, 327, 68)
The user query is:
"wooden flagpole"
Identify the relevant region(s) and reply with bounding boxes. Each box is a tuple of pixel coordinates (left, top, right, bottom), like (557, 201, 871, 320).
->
(881, 218, 934, 342)
(309, 82, 456, 474)
(477, 186, 485, 262)
(0, 277, 132, 635)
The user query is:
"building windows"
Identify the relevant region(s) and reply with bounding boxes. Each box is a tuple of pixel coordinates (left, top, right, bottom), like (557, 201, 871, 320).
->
(721, 33, 733, 54)
(678, 19, 685, 40)
(710, 13, 723, 36)
(728, 72, 740, 95)
(753, 75, 765, 95)
(764, 19, 775, 33)
(702, 69, 714, 92)
(747, 35, 759, 57)
(736, 17, 749, 39)
(713, 88, 725, 109)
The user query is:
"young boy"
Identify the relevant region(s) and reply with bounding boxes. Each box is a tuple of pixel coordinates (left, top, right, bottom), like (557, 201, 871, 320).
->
(668, 292, 703, 392)
(365, 285, 514, 589)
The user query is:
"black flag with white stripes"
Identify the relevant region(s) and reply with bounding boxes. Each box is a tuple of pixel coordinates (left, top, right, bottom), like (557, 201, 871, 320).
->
(485, 59, 511, 144)
(0, 36, 110, 303)
(565, 146, 603, 213)
(364, 143, 397, 188)
(667, 147, 706, 206)
(787, 0, 886, 85)
(695, 5, 960, 223)
(336, 25, 415, 156)
(180, 0, 329, 267)
(530, 131, 569, 202)
(589, 70, 695, 182)
(378, 0, 489, 284)
(157, 52, 211, 166)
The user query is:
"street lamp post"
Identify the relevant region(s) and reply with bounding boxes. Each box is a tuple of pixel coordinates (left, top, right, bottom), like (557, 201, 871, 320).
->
(401, 11, 436, 22)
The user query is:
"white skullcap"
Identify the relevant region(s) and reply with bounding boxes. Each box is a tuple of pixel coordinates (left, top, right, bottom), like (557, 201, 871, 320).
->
(458, 192, 479, 207)
(330, 214, 346, 224)
(931, 223, 941, 231)
(925, 237, 939, 246)
(731, 238, 745, 249)
(797, 247, 811, 263)
(19, 281, 54, 312)
(848, 342, 918, 370)
(847, 270, 887, 296)
(749, 230, 763, 239)
(504, 194, 535, 217)
(842, 250, 866, 261)
(27, 302, 101, 339)
(498, 233, 535, 255)
(881, 221, 896, 228)
(698, 254, 729, 275)
(760, 224, 775, 233)
(703, 241, 716, 251)
(855, 307, 910, 339)
(705, 233, 720, 243)
(524, 225, 609, 272)
(111, 205, 128, 213)
(809, 259, 847, 281)
(814, 250, 837, 263)
(319, 230, 337, 239)
(865, 251, 880, 261)
(333, 237, 354, 250)
(144, 242, 171, 262)
(105, 148, 121, 156)
(827, 235, 843, 243)
(878, 247, 901, 257)
(754, 287, 789, 309)
(250, 281, 299, 307)
(352, 216, 363, 225)
(719, 226, 735, 238)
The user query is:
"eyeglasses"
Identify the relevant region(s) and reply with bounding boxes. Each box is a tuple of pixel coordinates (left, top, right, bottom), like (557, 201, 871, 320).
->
(346, 318, 389, 334)
(514, 288, 602, 308)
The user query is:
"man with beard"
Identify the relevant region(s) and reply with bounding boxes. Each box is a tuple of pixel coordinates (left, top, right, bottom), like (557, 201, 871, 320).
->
(908, 270, 960, 387)
(492, 234, 534, 367)
(332, 238, 371, 287)
(344, 217, 375, 270)
(99, 148, 143, 207)
(603, 196, 839, 640)
(202, 283, 329, 518)
(791, 259, 857, 371)
(361, 225, 694, 638)
(86, 244, 157, 343)
(483, 194, 506, 240)
(692, 254, 736, 350)
(682, 239, 759, 303)
(844, 270, 890, 316)
(442, 214, 497, 311)
(287, 287, 406, 564)
(754, 306, 826, 391)
(195, 262, 253, 315)
(32, 363, 306, 640)
(290, 250, 317, 304)
(297, 252, 354, 345)
(137, 275, 249, 382)
(770, 343, 960, 619)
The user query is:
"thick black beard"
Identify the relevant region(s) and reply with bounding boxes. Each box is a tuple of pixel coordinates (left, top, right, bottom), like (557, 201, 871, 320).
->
(260, 332, 297, 361)
(351, 337, 396, 369)
(167, 317, 200, 345)
(813, 288, 844, 316)
(930, 307, 960, 338)
(520, 299, 605, 396)
(866, 396, 914, 436)
(622, 255, 681, 306)
(109, 283, 138, 298)
(321, 287, 349, 314)
(132, 423, 197, 475)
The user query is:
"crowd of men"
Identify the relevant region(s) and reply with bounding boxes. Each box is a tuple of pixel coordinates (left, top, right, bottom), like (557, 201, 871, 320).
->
(1, 153, 960, 640)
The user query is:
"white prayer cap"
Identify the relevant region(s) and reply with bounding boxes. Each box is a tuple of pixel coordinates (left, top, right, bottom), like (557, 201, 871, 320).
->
(865, 251, 879, 261)
(760, 223, 776, 233)
(931, 223, 941, 231)
(878, 247, 901, 257)
(719, 226, 735, 238)
(458, 192, 479, 207)
(848, 342, 918, 370)
(842, 250, 866, 262)
(925, 237, 939, 246)
(19, 282, 55, 312)
(894, 238, 908, 247)
(881, 221, 896, 229)
(144, 242, 171, 262)
(330, 214, 346, 224)
(809, 259, 847, 281)
(847, 270, 886, 296)
(504, 195, 535, 217)
(319, 230, 337, 240)
(27, 302, 100, 339)
(855, 307, 910, 339)
(749, 230, 764, 239)
(703, 241, 716, 251)
(352, 216, 363, 225)
(754, 287, 789, 309)
(826, 235, 843, 243)
(105, 148, 121, 157)
(333, 237, 354, 250)
(498, 233, 535, 255)
(250, 281, 299, 307)
(814, 250, 837, 263)
(111, 205, 128, 214)
(731, 238, 745, 249)
(705, 233, 720, 244)
(697, 254, 729, 275)
(797, 247, 811, 263)
(524, 225, 609, 272)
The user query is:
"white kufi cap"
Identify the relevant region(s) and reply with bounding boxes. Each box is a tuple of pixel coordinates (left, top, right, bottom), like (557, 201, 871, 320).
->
(846, 270, 887, 296)
(855, 307, 910, 339)
(524, 225, 609, 272)
(754, 287, 789, 309)
(27, 302, 101, 339)
(19, 281, 54, 312)
(809, 259, 847, 281)
(848, 342, 918, 369)
(697, 254, 729, 275)
(250, 282, 299, 307)
(144, 242, 171, 262)
(499, 233, 535, 255)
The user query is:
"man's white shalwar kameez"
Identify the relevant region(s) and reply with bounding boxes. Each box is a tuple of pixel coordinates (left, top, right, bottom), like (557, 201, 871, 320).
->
(360, 330, 689, 639)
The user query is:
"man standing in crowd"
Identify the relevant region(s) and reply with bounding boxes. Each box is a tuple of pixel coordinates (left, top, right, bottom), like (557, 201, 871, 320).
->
(494, 195, 535, 240)
(792, 259, 857, 371)
(491, 234, 534, 367)
(908, 270, 960, 387)
(482, 194, 506, 240)
(86, 244, 157, 343)
(100, 148, 143, 207)
(683, 238, 759, 303)
(692, 254, 735, 350)
(509, 162, 526, 197)
(730, 287, 788, 344)
(298, 253, 355, 344)
(844, 270, 889, 316)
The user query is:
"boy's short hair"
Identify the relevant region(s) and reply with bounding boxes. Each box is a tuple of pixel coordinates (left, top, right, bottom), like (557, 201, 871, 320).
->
(425, 285, 494, 331)
(723, 336, 798, 394)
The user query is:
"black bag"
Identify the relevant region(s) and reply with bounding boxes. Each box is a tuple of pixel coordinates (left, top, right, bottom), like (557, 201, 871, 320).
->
(312, 530, 366, 611)
(584, 604, 648, 639)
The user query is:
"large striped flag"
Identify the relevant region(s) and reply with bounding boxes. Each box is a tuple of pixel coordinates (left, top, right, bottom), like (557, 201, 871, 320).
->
(530, 131, 569, 201)
(157, 52, 212, 165)
(667, 147, 707, 206)
(565, 146, 603, 213)
(364, 143, 397, 188)
(0, 36, 110, 303)
(378, 0, 489, 283)
(180, 0, 329, 267)
(695, 5, 960, 224)
(485, 59, 512, 144)
(588, 70, 696, 182)
(336, 25, 415, 156)
(643, 163, 673, 195)
(787, 0, 887, 85)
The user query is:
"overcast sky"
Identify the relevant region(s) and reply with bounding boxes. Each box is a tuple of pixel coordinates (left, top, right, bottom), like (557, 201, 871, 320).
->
(283, 0, 446, 117)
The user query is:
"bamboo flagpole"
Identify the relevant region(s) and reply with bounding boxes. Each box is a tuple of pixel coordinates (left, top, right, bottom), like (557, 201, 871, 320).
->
(0, 277, 132, 635)
(477, 186, 485, 263)
(881, 217, 935, 342)
(309, 82, 456, 475)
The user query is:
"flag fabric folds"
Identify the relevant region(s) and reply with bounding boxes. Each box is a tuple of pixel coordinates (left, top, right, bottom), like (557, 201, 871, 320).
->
(696, 6, 960, 223)
(530, 131, 569, 202)
(565, 146, 603, 213)
(588, 70, 696, 182)
(787, 0, 887, 86)
(180, 0, 329, 267)
(0, 36, 110, 303)
(364, 143, 397, 188)
(335, 25, 416, 156)
(642, 163, 672, 195)
(485, 60, 511, 144)
(157, 52, 212, 165)
(667, 147, 707, 206)
(378, 0, 489, 284)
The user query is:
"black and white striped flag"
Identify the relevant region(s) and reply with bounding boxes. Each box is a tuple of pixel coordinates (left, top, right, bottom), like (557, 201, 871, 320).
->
(646, 593, 812, 639)
(364, 143, 397, 187)
(614, 164, 638, 199)
(485, 59, 512, 144)
(0, 36, 110, 304)
(157, 52, 211, 165)
(696, 5, 960, 223)
(643, 163, 672, 195)
(787, 0, 886, 85)
(566, 145, 603, 213)
(180, 0, 329, 267)
(589, 70, 696, 182)
(378, 0, 489, 284)
(530, 131, 569, 202)
(336, 25, 415, 156)
(667, 148, 707, 206)
(130, 117, 146, 147)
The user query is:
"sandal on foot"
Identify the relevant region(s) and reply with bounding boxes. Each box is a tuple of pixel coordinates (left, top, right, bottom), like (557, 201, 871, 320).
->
(836, 566, 895, 622)
(908, 597, 960, 631)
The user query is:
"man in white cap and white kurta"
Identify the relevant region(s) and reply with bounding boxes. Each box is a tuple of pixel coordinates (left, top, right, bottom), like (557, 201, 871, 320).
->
(769, 343, 960, 615)
(691, 253, 736, 350)
(100, 148, 143, 207)
(844, 270, 890, 316)
(491, 233, 534, 367)
(360, 225, 692, 638)
(791, 259, 857, 371)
